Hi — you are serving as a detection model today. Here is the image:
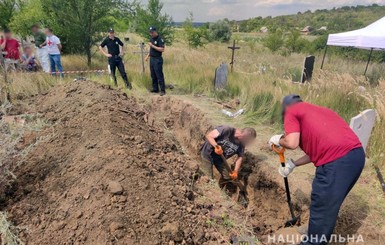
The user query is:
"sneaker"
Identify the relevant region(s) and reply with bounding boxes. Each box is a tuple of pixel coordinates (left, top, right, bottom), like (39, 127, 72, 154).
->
(126, 82, 132, 90)
(150, 90, 159, 93)
(160, 91, 166, 96)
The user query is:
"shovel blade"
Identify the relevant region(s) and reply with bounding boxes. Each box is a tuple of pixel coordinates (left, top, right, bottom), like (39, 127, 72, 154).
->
(284, 216, 300, 227)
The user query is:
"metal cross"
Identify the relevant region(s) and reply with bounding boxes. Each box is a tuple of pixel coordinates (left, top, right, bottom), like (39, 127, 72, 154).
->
(133, 43, 149, 73)
(228, 40, 240, 73)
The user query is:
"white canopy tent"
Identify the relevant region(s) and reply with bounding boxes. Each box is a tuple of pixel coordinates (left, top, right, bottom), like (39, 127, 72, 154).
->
(321, 16, 385, 75)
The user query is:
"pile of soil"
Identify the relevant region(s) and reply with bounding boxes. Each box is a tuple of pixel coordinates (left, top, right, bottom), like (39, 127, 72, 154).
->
(0, 81, 217, 244)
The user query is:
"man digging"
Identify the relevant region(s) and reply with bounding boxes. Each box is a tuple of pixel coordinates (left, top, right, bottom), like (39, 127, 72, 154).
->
(200, 126, 256, 185)
(269, 94, 365, 245)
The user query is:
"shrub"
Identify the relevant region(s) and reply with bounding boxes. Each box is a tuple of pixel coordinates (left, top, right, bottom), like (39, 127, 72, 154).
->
(263, 31, 284, 52)
(209, 20, 232, 42)
(285, 30, 311, 53)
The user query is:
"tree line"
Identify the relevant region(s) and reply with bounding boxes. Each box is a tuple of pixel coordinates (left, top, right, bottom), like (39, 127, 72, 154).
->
(0, 0, 174, 65)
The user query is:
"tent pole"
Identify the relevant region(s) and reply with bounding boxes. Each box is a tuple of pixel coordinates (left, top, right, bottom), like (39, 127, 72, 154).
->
(320, 45, 328, 69)
(364, 48, 373, 76)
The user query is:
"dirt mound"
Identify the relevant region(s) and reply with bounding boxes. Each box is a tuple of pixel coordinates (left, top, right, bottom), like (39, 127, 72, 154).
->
(0, 81, 216, 244)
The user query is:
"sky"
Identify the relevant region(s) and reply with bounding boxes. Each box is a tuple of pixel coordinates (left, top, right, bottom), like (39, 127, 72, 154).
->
(140, 0, 384, 22)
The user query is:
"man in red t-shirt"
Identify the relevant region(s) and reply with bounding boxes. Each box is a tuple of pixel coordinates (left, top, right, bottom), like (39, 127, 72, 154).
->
(0, 28, 20, 61)
(269, 94, 365, 245)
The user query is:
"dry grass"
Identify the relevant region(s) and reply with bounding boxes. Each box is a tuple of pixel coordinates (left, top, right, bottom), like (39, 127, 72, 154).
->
(0, 32, 385, 242)
(0, 212, 24, 245)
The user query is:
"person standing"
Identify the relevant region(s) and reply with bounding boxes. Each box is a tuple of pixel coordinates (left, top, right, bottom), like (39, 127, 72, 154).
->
(269, 94, 365, 245)
(145, 27, 166, 96)
(99, 28, 131, 89)
(31, 24, 50, 73)
(43, 28, 64, 77)
(0, 28, 21, 69)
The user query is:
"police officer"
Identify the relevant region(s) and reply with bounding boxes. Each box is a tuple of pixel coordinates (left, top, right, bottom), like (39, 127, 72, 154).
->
(99, 28, 132, 89)
(145, 27, 166, 96)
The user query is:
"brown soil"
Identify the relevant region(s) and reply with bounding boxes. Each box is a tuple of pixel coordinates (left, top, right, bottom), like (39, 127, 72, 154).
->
(0, 81, 308, 244)
(147, 97, 303, 241)
(0, 82, 220, 244)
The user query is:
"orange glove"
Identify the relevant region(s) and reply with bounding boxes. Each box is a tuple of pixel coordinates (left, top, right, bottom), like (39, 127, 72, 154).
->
(214, 145, 223, 155)
(230, 171, 238, 180)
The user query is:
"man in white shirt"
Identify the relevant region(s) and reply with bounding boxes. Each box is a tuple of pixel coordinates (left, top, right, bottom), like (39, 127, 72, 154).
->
(44, 28, 64, 77)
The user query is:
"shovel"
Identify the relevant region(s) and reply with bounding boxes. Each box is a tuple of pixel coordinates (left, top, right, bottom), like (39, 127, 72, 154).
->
(215, 146, 247, 193)
(272, 145, 300, 227)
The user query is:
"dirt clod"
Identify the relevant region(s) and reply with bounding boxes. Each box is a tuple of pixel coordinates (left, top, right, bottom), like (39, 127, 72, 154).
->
(108, 181, 123, 195)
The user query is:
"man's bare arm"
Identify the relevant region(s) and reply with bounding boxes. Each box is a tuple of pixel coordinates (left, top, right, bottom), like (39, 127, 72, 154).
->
(279, 132, 300, 150)
(205, 129, 220, 147)
(234, 157, 243, 172)
(293, 154, 311, 167)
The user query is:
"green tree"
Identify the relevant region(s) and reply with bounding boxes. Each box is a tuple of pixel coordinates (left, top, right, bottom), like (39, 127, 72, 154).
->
(285, 30, 310, 53)
(263, 31, 284, 52)
(9, 0, 46, 38)
(209, 20, 231, 42)
(183, 13, 208, 48)
(40, 0, 130, 66)
(0, 0, 20, 29)
(134, 0, 174, 44)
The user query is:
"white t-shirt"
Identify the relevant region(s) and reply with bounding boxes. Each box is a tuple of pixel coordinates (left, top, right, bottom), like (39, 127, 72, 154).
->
(46, 35, 61, 55)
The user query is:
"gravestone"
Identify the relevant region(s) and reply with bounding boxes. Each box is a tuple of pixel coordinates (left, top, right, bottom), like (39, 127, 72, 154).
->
(214, 63, 228, 90)
(300, 55, 315, 83)
(350, 109, 377, 152)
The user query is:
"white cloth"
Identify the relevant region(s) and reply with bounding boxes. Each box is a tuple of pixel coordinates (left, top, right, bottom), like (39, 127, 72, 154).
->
(36, 46, 50, 73)
(327, 16, 385, 50)
(46, 35, 61, 55)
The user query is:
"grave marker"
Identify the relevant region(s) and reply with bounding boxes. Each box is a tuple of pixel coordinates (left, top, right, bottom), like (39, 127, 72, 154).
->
(228, 40, 240, 73)
(214, 63, 228, 90)
(133, 43, 149, 73)
(300, 55, 315, 83)
(350, 109, 377, 152)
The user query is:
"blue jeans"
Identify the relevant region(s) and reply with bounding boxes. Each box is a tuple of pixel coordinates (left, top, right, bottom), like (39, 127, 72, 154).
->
(49, 54, 64, 77)
(301, 147, 365, 245)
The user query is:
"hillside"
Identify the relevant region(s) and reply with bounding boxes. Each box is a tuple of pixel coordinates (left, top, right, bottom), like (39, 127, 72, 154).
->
(234, 4, 385, 33)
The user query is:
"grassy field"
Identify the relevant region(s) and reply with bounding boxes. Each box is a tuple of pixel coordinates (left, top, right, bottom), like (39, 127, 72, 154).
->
(2, 32, 385, 168)
(1, 32, 385, 242)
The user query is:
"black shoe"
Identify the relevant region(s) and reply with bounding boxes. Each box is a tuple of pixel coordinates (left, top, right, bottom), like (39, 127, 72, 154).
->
(126, 82, 132, 90)
(160, 91, 166, 96)
(150, 90, 159, 93)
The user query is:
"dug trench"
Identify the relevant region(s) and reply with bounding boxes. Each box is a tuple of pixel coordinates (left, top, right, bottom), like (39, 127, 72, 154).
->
(0, 81, 369, 244)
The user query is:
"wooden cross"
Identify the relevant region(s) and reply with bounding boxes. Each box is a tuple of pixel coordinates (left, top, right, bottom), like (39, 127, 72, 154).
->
(228, 40, 240, 72)
(133, 43, 149, 73)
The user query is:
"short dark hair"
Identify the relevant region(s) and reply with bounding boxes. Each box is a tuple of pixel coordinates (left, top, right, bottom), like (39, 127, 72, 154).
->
(31, 24, 39, 29)
(242, 128, 257, 138)
(46, 27, 53, 33)
(3, 28, 11, 33)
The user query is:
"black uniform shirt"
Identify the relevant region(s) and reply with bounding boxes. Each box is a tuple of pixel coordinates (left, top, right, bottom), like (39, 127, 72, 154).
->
(100, 37, 123, 56)
(149, 35, 164, 57)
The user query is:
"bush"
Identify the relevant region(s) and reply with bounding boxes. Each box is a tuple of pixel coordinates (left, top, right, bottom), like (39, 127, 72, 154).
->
(285, 30, 311, 53)
(263, 31, 284, 52)
(209, 20, 232, 42)
(183, 13, 209, 48)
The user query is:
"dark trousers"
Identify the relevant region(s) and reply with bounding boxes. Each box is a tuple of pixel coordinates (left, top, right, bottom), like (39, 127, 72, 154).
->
(301, 147, 365, 245)
(150, 57, 165, 92)
(109, 56, 129, 86)
(200, 152, 231, 180)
